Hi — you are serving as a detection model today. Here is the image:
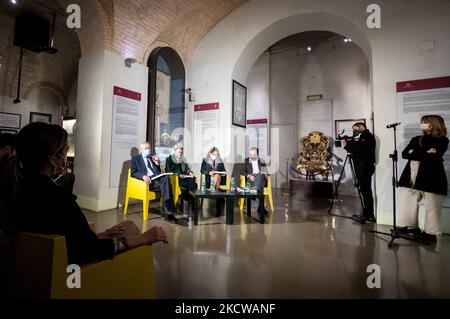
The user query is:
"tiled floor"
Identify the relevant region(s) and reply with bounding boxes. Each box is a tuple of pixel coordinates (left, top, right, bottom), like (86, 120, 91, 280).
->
(83, 190, 450, 298)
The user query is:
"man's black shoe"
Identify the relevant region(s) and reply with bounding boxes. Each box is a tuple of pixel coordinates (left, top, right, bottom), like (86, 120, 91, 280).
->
(414, 231, 437, 243)
(176, 217, 189, 227)
(366, 217, 376, 223)
(352, 214, 366, 223)
(397, 226, 421, 235)
(165, 213, 179, 224)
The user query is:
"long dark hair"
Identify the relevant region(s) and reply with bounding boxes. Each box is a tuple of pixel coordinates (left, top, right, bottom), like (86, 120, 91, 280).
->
(0, 122, 67, 247)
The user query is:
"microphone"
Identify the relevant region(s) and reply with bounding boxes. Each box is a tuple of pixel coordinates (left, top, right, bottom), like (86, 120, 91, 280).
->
(386, 122, 401, 128)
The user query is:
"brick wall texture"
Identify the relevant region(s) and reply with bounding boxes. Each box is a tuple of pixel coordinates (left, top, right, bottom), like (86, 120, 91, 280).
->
(0, 0, 247, 103)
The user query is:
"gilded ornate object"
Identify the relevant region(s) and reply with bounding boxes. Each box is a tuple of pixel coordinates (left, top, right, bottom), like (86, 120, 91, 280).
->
(292, 131, 332, 180)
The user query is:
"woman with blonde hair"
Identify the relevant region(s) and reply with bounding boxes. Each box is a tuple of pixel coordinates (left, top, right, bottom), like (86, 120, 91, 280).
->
(398, 115, 449, 242)
(201, 146, 226, 190)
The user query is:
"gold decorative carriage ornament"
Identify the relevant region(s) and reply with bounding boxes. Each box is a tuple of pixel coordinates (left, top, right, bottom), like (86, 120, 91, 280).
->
(291, 131, 332, 180)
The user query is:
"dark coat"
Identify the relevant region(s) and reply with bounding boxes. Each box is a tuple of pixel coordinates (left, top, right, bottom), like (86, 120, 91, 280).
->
(398, 134, 449, 195)
(344, 129, 376, 165)
(200, 157, 226, 189)
(131, 154, 162, 180)
(165, 155, 197, 192)
(241, 157, 268, 176)
(14, 173, 114, 265)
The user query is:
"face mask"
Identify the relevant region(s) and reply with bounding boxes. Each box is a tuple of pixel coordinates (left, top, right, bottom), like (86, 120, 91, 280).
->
(143, 150, 151, 158)
(51, 153, 67, 176)
(420, 123, 431, 130)
(176, 150, 183, 156)
(352, 130, 359, 137)
(210, 155, 217, 161)
(250, 156, 258, 161)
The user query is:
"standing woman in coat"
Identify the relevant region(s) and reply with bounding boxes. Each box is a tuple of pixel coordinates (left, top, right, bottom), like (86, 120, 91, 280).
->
(398, 115, 449, 242)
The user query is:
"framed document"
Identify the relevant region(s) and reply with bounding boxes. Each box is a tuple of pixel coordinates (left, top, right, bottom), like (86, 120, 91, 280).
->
(335, 119, 366, 138)
(0, 112, 21, 129)
(232, 80, 247, 128)
(30, 112, 52, 124)
(0, 128, 17, 135)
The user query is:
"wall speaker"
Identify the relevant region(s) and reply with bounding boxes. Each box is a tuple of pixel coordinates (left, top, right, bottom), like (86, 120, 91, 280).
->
(13, 11, 51, 52)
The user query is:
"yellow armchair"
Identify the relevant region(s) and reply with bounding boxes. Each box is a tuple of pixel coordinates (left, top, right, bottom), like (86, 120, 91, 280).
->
(124, 169, 162, 221)
(169, 174, 198, 207)
(10, 224, 156, 299)
(239, 175, 274, 212)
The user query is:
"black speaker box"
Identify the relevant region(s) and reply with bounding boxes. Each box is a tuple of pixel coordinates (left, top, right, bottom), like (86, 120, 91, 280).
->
(13, 11, 51, 52)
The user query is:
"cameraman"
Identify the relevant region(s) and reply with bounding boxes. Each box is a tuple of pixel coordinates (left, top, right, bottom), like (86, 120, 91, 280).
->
(341, 122, 376, 223)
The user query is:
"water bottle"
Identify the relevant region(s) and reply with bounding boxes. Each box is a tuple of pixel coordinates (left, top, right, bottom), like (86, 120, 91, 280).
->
(201, 174, 206, 193)
(230, 177, 236, 193)
(245, 181, 251, 194)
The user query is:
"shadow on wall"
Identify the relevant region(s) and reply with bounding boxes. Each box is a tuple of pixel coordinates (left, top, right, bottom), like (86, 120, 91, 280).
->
(116, 147, 140, 208)
(231, 154, 245, 182)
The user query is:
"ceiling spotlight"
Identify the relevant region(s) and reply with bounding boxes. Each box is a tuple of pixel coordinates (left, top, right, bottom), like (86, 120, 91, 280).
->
(11, 0, 17, 4)
(124, 57, 137, 68)
(344, 38, 352, 43)
(307, 46, 312, 52)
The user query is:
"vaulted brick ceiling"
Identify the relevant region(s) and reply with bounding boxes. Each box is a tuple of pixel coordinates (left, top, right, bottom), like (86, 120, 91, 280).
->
(0, 0, 248, 104)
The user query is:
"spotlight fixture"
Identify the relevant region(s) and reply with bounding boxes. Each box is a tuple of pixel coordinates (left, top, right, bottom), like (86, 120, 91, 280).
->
(11, 0, 18, 4)
(182, 88, 195, 102)
(307, 46, 312, 52)
(344, 38, 352, 43)
(124, 58, 136, 68)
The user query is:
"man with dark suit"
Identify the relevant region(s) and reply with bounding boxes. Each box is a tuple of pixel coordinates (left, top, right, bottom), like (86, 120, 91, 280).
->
(242, 147, 269, 215)
(341, 122, 376, 223)
(131, 142, 179, 224)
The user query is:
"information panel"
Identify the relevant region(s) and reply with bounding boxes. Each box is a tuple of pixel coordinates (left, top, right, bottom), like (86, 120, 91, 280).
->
(110, 86, 141, 188)
(194, 103, 220, 161)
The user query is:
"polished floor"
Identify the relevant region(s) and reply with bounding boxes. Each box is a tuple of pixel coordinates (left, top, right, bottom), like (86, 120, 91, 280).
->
(83, 190, 450, 299)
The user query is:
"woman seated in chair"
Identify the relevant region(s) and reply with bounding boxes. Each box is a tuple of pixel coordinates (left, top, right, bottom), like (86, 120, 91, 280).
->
(165, 143, 197, 216)
(201, 146, 227, 190)
(0, 122, 168, 266)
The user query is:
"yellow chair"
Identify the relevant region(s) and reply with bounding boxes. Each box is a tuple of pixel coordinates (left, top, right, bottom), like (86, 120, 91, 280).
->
(239, 175, 274, 212)
(169, 175, 198, 207)
(10, 223, 156, 299)
(124, 169, 162, 221)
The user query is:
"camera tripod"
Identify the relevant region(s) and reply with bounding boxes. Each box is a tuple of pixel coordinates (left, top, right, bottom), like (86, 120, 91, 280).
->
(369, 123, 429, 247)
(328, 153, 365, 221)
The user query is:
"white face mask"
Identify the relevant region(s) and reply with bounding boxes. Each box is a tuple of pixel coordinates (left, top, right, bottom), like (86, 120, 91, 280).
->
(210, 155, 218, 161)
(52, 153, 67, 175)
(420, 123, 431, 130)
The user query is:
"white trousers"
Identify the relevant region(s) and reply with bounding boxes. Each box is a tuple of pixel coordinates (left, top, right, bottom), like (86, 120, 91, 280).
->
(398, 160, 442, 235)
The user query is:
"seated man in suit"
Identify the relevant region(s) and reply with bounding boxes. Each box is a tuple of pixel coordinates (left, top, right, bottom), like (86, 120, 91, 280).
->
(242, 147, 269, 215)
(131, 141, 179, 224)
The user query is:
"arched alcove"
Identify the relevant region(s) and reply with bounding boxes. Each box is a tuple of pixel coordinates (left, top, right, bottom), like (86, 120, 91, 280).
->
(147, 47, 186, 156)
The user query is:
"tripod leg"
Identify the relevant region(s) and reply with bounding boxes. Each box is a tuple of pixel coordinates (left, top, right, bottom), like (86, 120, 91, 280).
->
(328, 155, 348, 214)
(349, 157, 365, 218)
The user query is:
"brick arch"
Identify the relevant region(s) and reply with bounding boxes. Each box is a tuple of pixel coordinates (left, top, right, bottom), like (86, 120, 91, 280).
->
(143, 40, 183, 68)
(112, 0, 248, 65)
(24, 82, 67, 106)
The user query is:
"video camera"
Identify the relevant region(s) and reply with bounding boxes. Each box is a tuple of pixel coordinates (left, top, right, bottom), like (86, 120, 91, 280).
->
(334, 130, 355, 148)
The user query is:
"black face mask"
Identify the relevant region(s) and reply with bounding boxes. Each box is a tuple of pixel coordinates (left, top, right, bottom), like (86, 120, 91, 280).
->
(352, 130, 360, 137)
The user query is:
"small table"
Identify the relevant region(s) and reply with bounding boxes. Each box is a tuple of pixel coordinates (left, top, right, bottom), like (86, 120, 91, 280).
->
(189, 190, 265, 225)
